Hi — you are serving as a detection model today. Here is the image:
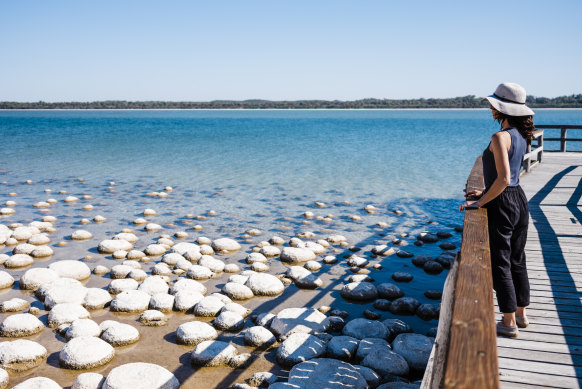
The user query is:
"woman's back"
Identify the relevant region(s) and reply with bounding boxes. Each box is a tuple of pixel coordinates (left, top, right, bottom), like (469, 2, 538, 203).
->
(482, 128, 527, 190)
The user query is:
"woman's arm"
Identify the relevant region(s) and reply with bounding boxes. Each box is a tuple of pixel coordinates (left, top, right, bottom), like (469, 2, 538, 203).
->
(460, 132, 511, 211)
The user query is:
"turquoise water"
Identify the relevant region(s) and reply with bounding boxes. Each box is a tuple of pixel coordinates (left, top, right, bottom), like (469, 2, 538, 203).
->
(1, 108, 580, 243)
(1, 109, 580, 198)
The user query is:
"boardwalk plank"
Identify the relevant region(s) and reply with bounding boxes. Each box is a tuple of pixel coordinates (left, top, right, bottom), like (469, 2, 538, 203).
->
(498, 346, 582, 366)
(496, 153, 582, 389)
(499, 368, 582, 388)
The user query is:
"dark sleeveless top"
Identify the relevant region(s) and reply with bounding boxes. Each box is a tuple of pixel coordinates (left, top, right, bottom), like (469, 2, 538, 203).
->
(482, 128, 526, 190)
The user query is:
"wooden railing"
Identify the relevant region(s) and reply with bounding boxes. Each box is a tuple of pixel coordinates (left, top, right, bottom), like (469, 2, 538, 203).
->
(536, 124, 582, 152)
(422, 156, 499, 389)
(522, 129, 544, 173)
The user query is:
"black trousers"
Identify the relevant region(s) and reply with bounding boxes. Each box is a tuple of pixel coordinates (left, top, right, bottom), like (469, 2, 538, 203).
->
(486, 185, 530, 313)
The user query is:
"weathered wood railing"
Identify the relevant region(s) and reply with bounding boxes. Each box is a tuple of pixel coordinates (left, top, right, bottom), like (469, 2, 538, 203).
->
(422, 156, 499, 389)
(536, 124, 582, 152)
(522, 129, 544, 173)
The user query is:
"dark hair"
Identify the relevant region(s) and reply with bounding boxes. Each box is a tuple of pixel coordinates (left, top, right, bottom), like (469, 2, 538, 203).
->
(491, 107, 535, 144)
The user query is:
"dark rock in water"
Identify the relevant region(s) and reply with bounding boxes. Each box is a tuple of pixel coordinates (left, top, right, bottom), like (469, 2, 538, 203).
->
(414, 240, 424, 246)
(349, 267, 371, 275)
(392, 239, 403, 246)
(436, 252, 456, 269)
(416, 304, 439, 321)
(340, 282, 378, 301)
(377, 283, 404, 300)
(424, 290, 442, 300)
(276, 333, 326, 367)
(396, 250, 413, 258)
(388, 298, 420, 316)
(377, 382, 419, 389)
(363, 310, 381, 320)
(342, 318, 388, 340)
(356, 337, 392, 361)
(326, 336, 359, 360)
(423, 261, 444, 274)
(287, 358, 367, 389)
(392, 333, 435, 375)
(437, 231, 452, 239)
(439, 242, 456, 250)
(412, 255, 433, 268)
(416, 232, 439, 243)
(353, 365, 382, 388)
(349, 246, 361, 252)
(392, 272, 413, 282)
(361, 348, 409, 378)
(329, 309, 348, 319)
(373, 299, 392, 311)
(427, 327, 438, 337)
(382, 319, 412, 342)
(328, 316, 346, 332)
(454, 225, 463, 232)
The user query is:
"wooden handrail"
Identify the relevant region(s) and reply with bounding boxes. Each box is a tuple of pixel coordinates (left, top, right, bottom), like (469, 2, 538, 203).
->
(422, 156, 499, 389)
(522, 129, 544, 173)
(535, 125, 582, 152)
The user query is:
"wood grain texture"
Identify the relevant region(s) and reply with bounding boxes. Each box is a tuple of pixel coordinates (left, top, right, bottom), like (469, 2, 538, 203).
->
(443, 156, 500, 389)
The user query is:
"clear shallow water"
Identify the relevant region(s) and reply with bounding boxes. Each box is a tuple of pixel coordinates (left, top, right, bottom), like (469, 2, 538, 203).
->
(0, 109, 581, 387)
(1, 109, 580, 202)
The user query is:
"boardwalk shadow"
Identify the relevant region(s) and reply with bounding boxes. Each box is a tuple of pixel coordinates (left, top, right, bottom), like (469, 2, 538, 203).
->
(528, 165, 582, 383)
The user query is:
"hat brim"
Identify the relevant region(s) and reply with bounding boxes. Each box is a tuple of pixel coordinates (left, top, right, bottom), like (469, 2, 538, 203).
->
(483, 95, 535, 116)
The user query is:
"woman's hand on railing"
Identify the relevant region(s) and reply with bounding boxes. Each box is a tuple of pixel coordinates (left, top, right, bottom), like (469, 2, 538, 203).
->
(460, 189, 483, 211)
(459, 201, 481, 211)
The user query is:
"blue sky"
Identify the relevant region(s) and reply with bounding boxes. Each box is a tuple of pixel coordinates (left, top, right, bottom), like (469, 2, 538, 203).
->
(1, 1, 580, 101)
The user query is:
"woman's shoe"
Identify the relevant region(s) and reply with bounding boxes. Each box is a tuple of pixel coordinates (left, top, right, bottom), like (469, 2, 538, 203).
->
(497, 321, 519, 338)
(516, 316, 529, 328)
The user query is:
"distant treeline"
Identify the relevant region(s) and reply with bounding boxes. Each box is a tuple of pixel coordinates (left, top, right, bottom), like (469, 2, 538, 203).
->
(1, 94, 581, 109)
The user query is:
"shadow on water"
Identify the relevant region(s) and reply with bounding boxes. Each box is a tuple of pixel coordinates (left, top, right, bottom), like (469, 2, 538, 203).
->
(170, 198, 460, 388)
(528, 165, 582, 384)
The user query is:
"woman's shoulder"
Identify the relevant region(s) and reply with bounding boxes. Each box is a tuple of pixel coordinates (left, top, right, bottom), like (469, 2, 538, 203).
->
(491, 130, 511, 142)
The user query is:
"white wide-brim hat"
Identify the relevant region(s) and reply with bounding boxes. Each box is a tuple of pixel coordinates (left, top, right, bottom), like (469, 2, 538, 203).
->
(483, 82, 535, 116)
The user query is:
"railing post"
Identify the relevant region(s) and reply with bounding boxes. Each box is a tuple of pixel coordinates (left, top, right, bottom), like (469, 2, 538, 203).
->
(560, 127, 567, 152)
(538, 132, 543, 163)
(526, 143, 532, 172)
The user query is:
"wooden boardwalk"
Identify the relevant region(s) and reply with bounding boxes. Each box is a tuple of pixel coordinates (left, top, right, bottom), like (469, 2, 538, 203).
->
(495, 153, 582, 388)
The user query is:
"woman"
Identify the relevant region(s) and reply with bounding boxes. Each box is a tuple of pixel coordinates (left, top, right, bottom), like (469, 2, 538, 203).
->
(460, 82, 535, 337)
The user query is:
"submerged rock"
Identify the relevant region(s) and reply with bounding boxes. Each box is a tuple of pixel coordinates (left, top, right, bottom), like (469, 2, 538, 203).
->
(342, 318, 388, 340)
(177, 321, 218, 345)
(100, 322, 140, 346)
(389, 297, 421, 316)
(73, 373, 105, 389)
(102, 362, 179, 389)
(245, 273, 284, 296)
(392, 333, 434, 374)
(191, 340, 238, 367)
(110, 290, 151, 313)
(276, 333, 326, 367)
(287, 358, 367, 389)
(12, 377, 61, 389)
(340, 282, 378, 301)
(211, 238, 241, 252)
(326, 335, 359, 360)
(59, 336, 115, 369)
(361, 348, 409, 377)
(244, 326, 276, 348)
(280, 247, 316, 264)
(0, 339, 48, 372)
(0, 313, 44, 337)
(270, 307, 330, 340)
(377, 283, 404, 300)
